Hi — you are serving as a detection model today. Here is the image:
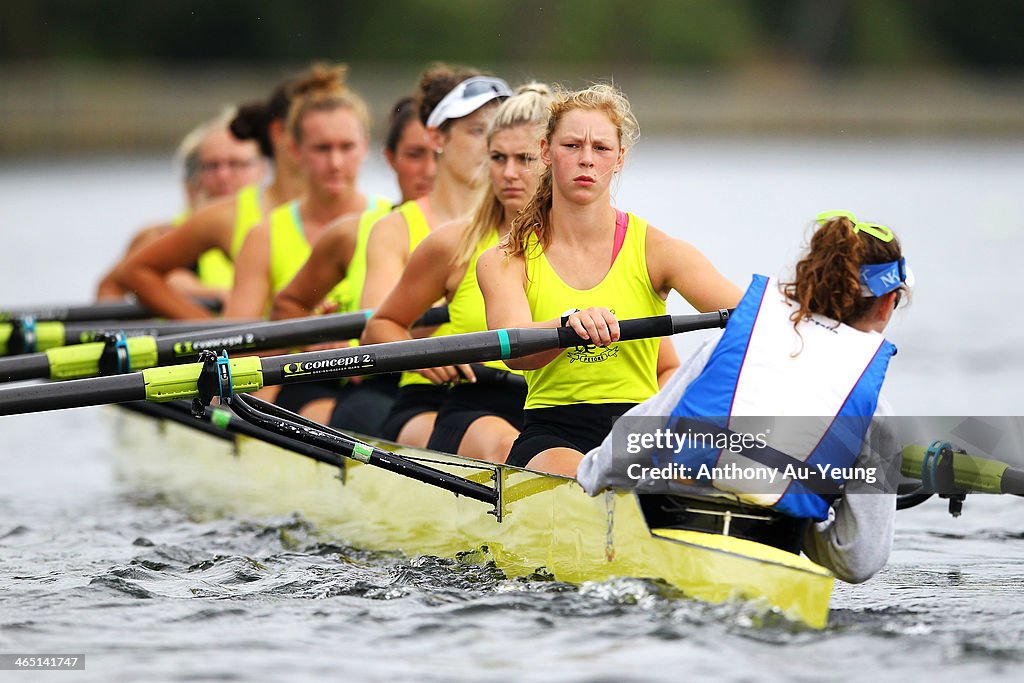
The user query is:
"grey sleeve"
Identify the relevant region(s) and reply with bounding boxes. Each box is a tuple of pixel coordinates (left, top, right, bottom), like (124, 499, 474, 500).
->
(575, 334, 720, 495)
(800, 396, 898, 584)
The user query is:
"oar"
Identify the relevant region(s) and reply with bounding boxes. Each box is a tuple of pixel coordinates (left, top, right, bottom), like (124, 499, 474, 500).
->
(901, 443, 1024, 496)
(0, 319, 247, 356)
(0, 305, 450, 383)
(0, 297, 221, 323)
(0, 310, 730, 416)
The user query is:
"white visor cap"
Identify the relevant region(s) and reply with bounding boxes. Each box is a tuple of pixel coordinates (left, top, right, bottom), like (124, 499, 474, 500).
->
(425, 76, 513, 129)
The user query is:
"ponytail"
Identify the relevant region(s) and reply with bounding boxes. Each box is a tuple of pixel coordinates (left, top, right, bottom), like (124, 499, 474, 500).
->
(286, 63, 370, 143)
(783, 215, 904, 327)
(231, 78, 295, 159)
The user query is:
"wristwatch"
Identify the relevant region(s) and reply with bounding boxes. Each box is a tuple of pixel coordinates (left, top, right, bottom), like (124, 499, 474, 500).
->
(560, 308, 580, 327)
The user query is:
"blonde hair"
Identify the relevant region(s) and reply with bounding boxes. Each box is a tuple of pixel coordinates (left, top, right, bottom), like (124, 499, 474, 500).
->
(452, 82, 554, 267)
(502, 83, 639, 259)
(286, 63, 370, 143)
(177, 107, 238, 184)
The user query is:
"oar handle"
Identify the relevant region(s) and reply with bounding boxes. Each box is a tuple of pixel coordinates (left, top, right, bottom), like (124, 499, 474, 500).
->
(555, 310, 730, 347)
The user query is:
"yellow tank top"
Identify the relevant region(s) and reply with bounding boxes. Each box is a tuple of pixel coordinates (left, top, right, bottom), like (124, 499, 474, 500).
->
(447, 230, 520, 374)
(523, 212, 665, 409)
(269, 196, 389, 296)
(195, 184, 263, 290)
(332, 200, 393, 313)
(394, 198, 451, 388)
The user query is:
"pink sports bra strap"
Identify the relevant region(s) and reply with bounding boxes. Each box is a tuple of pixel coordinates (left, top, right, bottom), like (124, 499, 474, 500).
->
(611, 209, 629, 266)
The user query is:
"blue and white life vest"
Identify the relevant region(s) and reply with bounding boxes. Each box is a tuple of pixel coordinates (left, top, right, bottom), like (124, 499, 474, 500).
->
(666, 275, 896, 520)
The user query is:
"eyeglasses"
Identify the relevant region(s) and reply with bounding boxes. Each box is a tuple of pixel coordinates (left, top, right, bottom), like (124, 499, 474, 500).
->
(198, 159, 260, 174)
(816, 210, 895, 243)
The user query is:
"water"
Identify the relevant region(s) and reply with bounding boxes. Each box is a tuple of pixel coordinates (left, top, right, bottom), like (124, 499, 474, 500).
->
(2, 140, 1024, 681)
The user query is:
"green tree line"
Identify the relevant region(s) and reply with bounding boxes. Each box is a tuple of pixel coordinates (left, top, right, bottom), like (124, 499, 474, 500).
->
(2, 0, 1023, 70)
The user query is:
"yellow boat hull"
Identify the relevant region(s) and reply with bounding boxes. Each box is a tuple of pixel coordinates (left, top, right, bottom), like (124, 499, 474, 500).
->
(109, 406, 834, 628)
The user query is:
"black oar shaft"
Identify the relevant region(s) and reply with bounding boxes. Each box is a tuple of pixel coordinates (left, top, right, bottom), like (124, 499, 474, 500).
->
(0, 374, 145, 414)
(262, 311, 728, 386)
(0, 311, 371, 383)
(0, 311, 727, 416)
(0, 306, 452, 383)
(60, 320, 238, 344)
(0, 354, 50, 382)
(0, 297, 220, 323)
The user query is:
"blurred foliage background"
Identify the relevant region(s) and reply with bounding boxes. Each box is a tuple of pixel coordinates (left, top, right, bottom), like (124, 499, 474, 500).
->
(2, 0, 1023, 154)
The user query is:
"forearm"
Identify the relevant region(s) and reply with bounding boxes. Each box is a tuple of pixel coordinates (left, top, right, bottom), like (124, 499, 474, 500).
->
(361, 317, 414, 346)
(119, 265, 213, 319)
(166, 270, 227, 302)
(96, 268, 128, 301)
(271, 289, 317, 321)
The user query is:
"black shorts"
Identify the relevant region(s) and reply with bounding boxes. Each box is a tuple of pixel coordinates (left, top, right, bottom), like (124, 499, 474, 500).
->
(328, 374, 399, 437)
(274, 379, 345, 414)
(275, 375, 398, 437)
(426, 374, 527, 454)
(505, 403, 637, 468)
(378, 384, 449, 441)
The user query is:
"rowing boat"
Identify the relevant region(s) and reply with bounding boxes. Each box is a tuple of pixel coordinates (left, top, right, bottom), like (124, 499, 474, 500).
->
(6, 310, 1020, 630)
(107, 399, 835, 628)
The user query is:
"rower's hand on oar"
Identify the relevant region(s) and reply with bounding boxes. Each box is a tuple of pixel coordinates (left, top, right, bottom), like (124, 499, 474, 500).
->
(312, 299, 340, 316)
(417, 364, 476, 385)
(566, 307, 620, 347)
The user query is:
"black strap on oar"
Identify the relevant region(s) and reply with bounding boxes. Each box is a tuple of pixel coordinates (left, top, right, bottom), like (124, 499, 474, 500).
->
(6, 317, 38, 355)
(225, 392, 501, 512)
(191, 350, 235, 418)
(96, 331, 131, 376)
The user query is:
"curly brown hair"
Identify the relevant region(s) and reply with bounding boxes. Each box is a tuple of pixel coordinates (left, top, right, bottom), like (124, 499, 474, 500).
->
(783, 215, 904, 327)
(415, 62, 483, 131)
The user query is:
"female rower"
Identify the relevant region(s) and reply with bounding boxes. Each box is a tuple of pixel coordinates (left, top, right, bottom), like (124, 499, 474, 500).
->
(361, 83, 552, 462)
(96, 109, 265, 300)
(115, 73, 307, 318)
(223, 64, 387, 320)
(476, 84, 742, 476)
(358, 65, 513, 447)
(268, 95, 436, 427)
(271, 95, 436, 320)
(577, 211, 911, 583)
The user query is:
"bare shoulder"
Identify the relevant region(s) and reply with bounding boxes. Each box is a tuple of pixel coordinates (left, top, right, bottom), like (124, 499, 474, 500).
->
(370, 209, 408, 237)
(646, 224, 706, 263)
(319, 212, 361, 247)
(419, 219, 466, 256)
(174, 195, 238, 248)
(477, 245, 524, 277)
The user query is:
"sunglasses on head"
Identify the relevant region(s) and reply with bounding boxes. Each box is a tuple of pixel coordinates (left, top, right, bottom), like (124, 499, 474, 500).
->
(816, 210, 894, 243)
(460, 78, 513, 99)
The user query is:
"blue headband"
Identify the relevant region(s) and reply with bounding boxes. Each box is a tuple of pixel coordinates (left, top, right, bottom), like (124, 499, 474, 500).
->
(860, 257, 911, 297)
